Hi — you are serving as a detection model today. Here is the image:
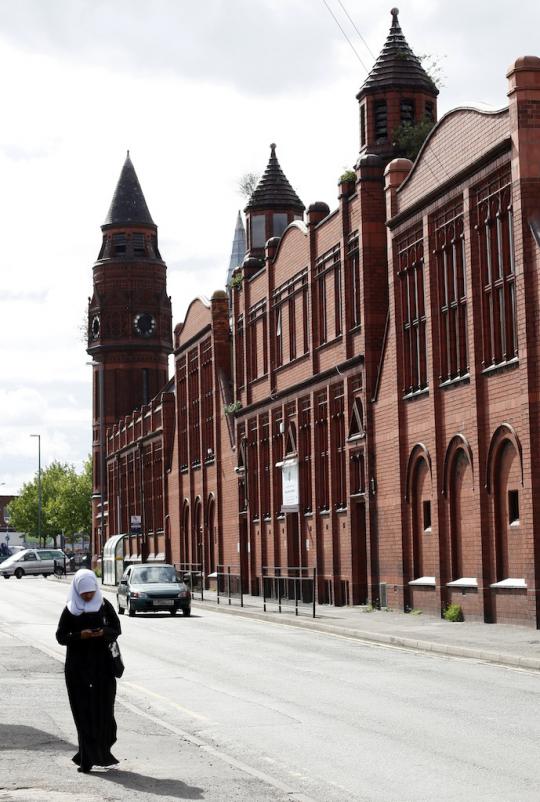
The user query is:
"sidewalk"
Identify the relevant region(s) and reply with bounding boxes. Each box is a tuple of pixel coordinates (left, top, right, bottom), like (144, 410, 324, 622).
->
(186, 589, 540, 671)
(70, 576, 540, 672)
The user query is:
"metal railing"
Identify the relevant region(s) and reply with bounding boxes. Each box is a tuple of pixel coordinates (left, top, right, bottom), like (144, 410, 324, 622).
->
(261, 567, 317, 618)
(175, 562, 205, 600)
(216, 564, 244, 607)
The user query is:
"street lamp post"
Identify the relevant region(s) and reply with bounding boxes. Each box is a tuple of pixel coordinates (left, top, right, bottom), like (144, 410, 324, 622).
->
(30, 434, 42, 547)
(87, 361, 105, 582)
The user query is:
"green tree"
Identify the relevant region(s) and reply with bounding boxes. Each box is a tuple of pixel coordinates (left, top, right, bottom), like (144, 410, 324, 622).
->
(392, 117, 435, 162)
(7, 459, 92, 548)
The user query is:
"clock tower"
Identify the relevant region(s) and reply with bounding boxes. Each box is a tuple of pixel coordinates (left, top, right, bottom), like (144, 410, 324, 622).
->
(87, 152, 173, 555)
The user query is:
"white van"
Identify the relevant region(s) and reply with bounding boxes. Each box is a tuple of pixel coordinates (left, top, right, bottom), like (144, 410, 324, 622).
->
(1, 549, 66, 579)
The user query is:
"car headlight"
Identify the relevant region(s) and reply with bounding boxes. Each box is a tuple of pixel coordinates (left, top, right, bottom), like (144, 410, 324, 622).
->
(177, 591, 189, 598)
(130, 591, 147, 599)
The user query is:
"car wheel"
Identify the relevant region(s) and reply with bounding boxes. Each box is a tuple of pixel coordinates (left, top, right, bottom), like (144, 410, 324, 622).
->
(169, 608, 177, 616)
(3, 575, 9, 580)
(128, 602, 136, 617)
(117, 600, 124, 615)
(182, 608, 191, 617)
(14, 568, 24, 579)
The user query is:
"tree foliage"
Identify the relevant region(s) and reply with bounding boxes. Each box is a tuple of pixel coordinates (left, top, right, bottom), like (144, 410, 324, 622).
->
(7, 458, 92, 547)
(392, 117, 435, 162)
(237, 172, 260, 200)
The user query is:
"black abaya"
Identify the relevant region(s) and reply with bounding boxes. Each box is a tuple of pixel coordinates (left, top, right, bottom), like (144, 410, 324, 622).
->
(56, 597, 121, 770)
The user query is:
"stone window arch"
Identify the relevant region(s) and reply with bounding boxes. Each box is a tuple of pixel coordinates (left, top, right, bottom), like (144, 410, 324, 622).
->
(206, 493, 216, 577)
(181, 499, 190, 564)
(406, 445, 434, 581)
(443, 437, 475, 580)
(486, 425, 523, 581)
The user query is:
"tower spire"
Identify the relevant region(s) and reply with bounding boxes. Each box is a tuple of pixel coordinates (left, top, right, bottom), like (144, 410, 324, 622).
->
(245, 143, 304, 215)
(226, 211, 247, 287)
(358, 8, 437, 96)
(103, 152, 155, 228)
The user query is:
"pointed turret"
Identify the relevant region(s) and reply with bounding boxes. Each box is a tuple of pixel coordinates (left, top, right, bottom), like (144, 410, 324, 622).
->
(356, 8, 438, 161)
(226, 211, 247, 287)
(103, 151, 155, 229)
(245, 144, 305, 215)
(244, 144, 304, 258)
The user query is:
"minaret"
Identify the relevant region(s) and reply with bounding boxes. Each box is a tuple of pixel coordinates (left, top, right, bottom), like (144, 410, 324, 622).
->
(356, 8, 438, 161)
(244, 143, 304, 259)
(87, 152, 172, 552)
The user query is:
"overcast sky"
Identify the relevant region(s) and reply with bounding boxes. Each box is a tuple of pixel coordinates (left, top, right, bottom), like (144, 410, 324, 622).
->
(1, 0, 539, 497)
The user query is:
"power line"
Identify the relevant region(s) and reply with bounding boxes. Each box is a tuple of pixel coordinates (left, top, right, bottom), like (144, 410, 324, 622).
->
(320, 0, 369, 73)
(336, 0, 376, 60)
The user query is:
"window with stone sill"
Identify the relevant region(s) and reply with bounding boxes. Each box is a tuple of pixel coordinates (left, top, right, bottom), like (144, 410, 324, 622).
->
(347, 233, 361, 330)
(473, 168, 517, 368)
(315, 245, 341, 346)
(431, 200, 468, 383)
(331, 383, 346, 509)
(299, 396, 312, 514)
(397, 226, 428, 394)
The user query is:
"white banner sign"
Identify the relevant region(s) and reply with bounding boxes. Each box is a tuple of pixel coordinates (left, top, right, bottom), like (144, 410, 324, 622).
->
(281, 459, 299, 511)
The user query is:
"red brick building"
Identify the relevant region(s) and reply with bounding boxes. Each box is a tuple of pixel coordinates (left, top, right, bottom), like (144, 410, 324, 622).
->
(88, 10, 540, 626)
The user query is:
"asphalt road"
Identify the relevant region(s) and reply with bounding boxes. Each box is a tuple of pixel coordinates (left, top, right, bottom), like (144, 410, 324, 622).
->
(1, 576, 540, 801)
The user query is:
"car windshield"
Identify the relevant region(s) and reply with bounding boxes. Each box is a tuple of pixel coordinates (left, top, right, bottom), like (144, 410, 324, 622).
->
(132, 566, 177, 584)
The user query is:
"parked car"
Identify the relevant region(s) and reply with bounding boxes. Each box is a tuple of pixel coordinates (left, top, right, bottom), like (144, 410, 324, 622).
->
(1, 548, 67, 579)
(117, 563, 191, 617)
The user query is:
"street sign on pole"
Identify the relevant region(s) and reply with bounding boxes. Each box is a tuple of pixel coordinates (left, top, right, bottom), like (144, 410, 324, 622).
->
(130, 515, 142, 534)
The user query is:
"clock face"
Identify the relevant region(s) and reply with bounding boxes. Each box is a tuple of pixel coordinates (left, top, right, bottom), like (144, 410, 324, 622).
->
(134, 312, 156, 337)
(90, 315, 100, 339)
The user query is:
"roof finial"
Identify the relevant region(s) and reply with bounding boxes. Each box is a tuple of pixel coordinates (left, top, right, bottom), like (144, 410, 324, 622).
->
(270, 143, 276, 156)
(126, 149, 130, 158)
(391, 7, 400, 28)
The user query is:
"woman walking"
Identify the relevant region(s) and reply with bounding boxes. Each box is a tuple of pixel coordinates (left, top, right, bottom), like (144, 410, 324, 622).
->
(56, 569, 121, 773)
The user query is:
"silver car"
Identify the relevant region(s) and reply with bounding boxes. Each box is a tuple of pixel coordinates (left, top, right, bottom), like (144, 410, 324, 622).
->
(1, 548, 66, 579)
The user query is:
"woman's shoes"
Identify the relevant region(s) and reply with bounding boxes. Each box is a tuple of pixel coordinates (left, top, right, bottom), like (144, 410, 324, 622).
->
(77, 764, 92, 773)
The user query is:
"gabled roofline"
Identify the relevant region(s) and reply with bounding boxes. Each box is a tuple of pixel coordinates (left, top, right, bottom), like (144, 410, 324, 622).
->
(397, 105, 509, 196)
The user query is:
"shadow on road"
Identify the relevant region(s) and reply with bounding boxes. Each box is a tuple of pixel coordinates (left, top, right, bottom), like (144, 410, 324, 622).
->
(97, 768, 204, 798)
(0, 723, 76, 752)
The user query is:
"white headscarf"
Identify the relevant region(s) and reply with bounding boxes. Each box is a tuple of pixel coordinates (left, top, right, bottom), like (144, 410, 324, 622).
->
(66, 569, 104, 615)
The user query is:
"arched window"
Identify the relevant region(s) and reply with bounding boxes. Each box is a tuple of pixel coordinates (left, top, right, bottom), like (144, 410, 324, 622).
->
(443, 435, 475, 582)
(181, 500, 190, 564)
(193, 497, 202, 570)
(406, 445, 434, 582)
(486, 425, 524, 582)
(206, 495, 216, 577)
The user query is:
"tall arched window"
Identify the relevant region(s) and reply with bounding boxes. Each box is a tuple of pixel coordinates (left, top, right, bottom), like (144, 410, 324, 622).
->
(486, 425, 523, 582)
(181, 500, 190, 565)
(193, 498, 202, 569)
(206, 495, 216, 577)
(412, 459, 431, 579)
(406, 445, 434, 583)
(449, 451, 474, 580)
(494, 441, 521, 581)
